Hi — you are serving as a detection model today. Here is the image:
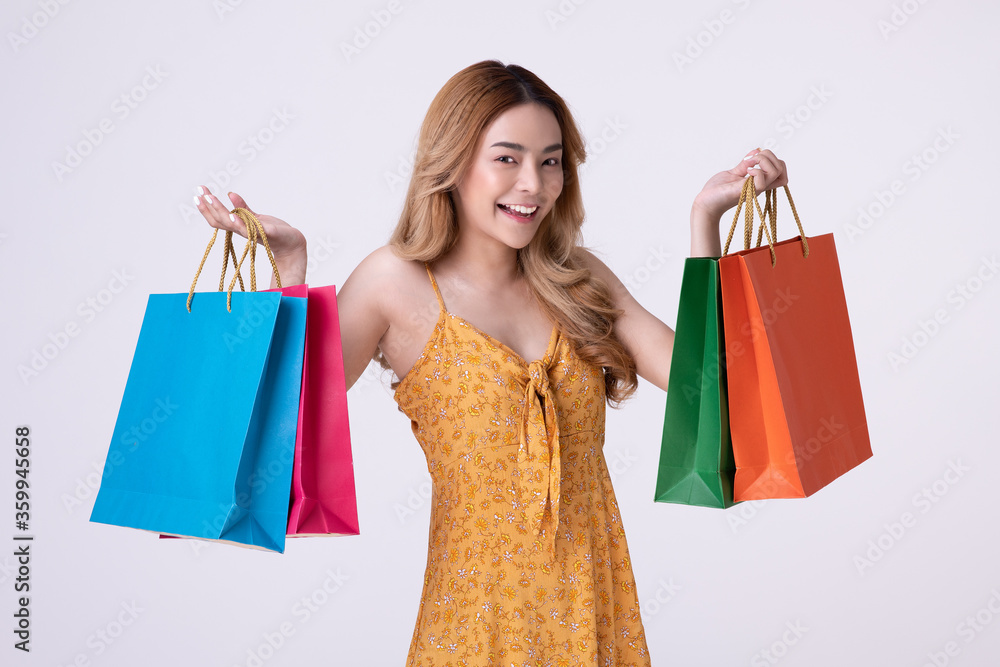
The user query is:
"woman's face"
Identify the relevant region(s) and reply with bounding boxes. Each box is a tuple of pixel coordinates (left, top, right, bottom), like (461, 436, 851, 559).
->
(452, 102, 564, 252)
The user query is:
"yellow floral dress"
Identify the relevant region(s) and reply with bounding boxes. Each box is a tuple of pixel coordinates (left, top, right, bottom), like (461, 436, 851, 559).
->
(393, 263, 651, 667)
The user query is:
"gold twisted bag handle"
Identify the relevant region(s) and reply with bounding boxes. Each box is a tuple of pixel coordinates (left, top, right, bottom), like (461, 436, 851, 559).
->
(722, 175, 809, 266)
(186, 207, 282, 312)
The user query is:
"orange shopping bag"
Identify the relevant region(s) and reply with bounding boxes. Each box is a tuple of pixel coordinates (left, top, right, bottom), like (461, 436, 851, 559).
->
(718, 177, 872, 500)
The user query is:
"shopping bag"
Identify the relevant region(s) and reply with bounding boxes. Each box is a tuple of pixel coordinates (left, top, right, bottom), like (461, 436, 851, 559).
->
(718, 177, 872, 500)
(283, 284, 360, 536)
(654, 257, 735, 508)
(236, 224, 359, 537)
(91, 210, 306, 552)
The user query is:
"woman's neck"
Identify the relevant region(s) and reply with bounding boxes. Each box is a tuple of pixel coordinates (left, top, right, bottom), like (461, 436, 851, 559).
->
(438, 227, 522, 288)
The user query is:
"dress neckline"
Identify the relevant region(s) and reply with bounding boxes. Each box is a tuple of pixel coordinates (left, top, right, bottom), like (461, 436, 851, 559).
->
(394, 308, 561, 397)
(443, 309, 560, 368)
(423, 261, 559, 367)
(394, 264, 562, 395)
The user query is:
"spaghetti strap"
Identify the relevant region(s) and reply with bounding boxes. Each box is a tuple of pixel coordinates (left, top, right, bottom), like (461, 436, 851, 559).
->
(424, 262, 446, 310)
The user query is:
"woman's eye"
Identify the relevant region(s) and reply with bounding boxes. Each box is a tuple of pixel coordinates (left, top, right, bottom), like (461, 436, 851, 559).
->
(544, 158, 561, 166)
(496, 156, 515, 164)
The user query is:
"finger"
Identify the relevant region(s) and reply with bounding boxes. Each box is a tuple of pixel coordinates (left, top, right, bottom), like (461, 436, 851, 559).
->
(228, 191, 250, 211)
(741, 146, 762, 164)
(744, 155, 787, 191)
(227, 193, 279, 243)
(746, 150, 789, 190)
(193, 185, 246, 237)
(772, 155, 789, 188)
(223, 191, 268, 239)
(730, 146, 762, 176)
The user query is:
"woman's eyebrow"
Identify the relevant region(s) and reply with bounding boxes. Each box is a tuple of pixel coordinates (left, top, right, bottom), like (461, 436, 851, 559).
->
(490, 141, 563, 153)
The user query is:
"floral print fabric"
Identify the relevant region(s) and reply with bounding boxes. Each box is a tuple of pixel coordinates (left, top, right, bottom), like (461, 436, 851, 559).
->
(393, 263, 651, 667)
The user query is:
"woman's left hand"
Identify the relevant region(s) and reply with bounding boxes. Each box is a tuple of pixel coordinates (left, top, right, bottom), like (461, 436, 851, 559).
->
(693, 148, 789, 222)
(688, 148, 788, 257)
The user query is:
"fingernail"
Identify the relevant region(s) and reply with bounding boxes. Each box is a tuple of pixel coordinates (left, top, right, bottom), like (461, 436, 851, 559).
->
(204, 195, 214, 204)
(193, 195, 201, 206)
(196, 186, 205, 195)
(229, 213, 236, 222)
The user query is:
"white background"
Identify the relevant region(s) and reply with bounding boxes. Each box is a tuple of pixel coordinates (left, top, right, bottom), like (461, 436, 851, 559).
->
(2, 0, 998, 665)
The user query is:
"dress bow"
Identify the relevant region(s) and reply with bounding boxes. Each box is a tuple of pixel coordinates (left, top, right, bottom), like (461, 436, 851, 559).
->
(518, 359, 561, 561)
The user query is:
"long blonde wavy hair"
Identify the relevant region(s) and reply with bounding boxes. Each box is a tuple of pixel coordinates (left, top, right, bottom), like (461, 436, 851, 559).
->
(375, 60, 638, 406)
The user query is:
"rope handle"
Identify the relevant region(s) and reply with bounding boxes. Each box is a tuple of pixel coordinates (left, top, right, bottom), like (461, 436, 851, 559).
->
(186, 207, 283, 312)
(722, 176, 809, 265)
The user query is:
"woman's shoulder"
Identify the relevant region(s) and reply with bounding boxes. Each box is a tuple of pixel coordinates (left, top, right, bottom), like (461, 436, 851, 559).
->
(572, 246, 625, 289)
(344, 245, 435, 322)
(350, 245, 429, 288)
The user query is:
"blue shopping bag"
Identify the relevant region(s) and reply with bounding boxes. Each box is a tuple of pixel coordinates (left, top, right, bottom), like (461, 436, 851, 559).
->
(91, 210, 306, 553)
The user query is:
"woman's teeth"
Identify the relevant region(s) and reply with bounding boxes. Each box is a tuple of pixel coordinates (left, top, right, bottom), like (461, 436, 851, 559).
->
(499, 204, 538, 217)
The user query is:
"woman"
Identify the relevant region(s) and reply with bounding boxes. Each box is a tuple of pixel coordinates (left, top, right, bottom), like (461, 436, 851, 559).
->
(195, 60, 786, 666)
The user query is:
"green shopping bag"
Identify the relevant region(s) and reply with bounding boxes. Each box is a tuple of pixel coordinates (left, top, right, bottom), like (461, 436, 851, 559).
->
(654, 257, 735, 508)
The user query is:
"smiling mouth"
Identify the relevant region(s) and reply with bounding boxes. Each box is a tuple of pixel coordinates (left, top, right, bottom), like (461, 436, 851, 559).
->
(497, 203, 539, 220)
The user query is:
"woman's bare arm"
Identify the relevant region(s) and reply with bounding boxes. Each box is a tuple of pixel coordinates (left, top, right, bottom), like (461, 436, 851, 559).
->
(580, 148, 789, 393)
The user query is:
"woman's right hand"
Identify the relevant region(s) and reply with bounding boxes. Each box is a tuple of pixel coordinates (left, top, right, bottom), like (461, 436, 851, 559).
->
(193, 186, 308, 287)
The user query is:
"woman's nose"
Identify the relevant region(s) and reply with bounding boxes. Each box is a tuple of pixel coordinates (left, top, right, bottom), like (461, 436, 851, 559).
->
(517, 163, 542, 193)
